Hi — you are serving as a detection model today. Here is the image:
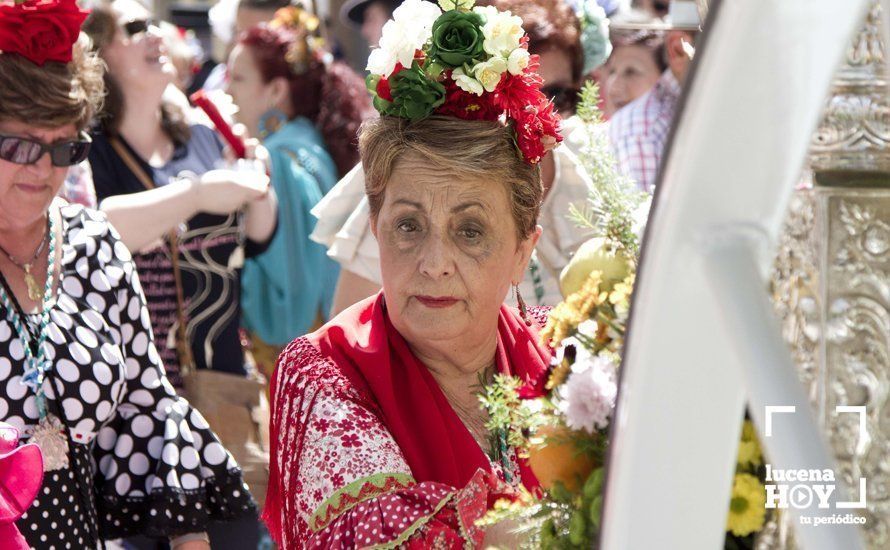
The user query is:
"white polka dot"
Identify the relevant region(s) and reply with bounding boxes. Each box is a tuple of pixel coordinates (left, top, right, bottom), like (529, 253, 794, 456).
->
(8, 339, 24, 361)
(115, 473, 131, 495)
(74, 418, 95, 434)
(120, 323, 134, 345)
(0, 400, 7, 419)
(131, 415, 154, 438)
(203, 442, 226, 465)
(99, 453, 117, 478)
(55, 359, 80, 382)
(56, 294, 78, 314)
(131, 333, 148, 357)
(114, 434, 133, 457)
(79, 380, 100, 403)
(147, 436, 164, 459)
(81, 309, 105, 331)
(75, 257, 90, 278)
(162, 443, 179, 466)
(93, 362, 113, 385)
(127, 297, 140, 321)
(139, 367, 160, 389)
(166, 470, 180, 487)
(46, 323, 65, 345)
(108, 304, 121, 326)
(96, 400, 113, 422)
(86, 292, 106, 312)
(128, 452, 150, 475)
(98, 242, 113, 263)
(5, 376, 26, 400)
(69, 342, 91, 365)
(90, 271, 111, 292)
(75, 326, 98, 348)
(190, 409, 210, 430)
(0, 357, 10, 379)
(180, 446, 200, 469)
(128, 390, 154, 407)
(0, 321, 10, 342)
(22, 395, 38, 419)
(62, 398, 83, 420)
(61, 277, 83, 298)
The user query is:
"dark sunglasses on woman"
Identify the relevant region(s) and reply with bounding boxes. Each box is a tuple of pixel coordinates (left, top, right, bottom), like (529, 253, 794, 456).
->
(122, 17, 160, 37)
(542, 84, 582, 114)
(0, 133, 92, 167)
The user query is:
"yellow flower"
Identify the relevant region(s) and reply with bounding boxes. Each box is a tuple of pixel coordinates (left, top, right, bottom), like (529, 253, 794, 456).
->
(541, 271, 605, 345)
(737, 420, 763, 469)
(726, 473, 767, 537)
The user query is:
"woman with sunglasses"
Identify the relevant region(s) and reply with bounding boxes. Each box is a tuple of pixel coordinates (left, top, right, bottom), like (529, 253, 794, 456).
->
(314, 0, 595, 314)
(0, 1, 256, 549)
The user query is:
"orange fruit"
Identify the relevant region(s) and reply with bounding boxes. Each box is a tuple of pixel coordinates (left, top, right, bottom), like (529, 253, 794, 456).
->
(527, 425, 596, 492)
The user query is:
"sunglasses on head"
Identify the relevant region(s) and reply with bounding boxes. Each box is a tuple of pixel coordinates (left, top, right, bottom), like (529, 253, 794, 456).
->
(0, 133, 92, 168)
(122, 17, 160, 37)
(542, 84, 582, 114)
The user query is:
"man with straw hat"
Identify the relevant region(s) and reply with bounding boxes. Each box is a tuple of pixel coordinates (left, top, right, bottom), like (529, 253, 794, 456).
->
(609, 0, 707, 192)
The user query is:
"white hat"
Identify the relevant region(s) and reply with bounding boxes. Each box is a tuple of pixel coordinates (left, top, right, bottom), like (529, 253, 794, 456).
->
(610, 0, 707, 32)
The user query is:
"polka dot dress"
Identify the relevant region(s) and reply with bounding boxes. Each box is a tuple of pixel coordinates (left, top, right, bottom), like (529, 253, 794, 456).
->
(1, 203, 256, 548)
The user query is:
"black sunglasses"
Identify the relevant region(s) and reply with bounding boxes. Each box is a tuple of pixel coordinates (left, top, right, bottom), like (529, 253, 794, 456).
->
(123, 17, 160, 37)
(542, 84, 582, 114)
(0, 133, 92, 168)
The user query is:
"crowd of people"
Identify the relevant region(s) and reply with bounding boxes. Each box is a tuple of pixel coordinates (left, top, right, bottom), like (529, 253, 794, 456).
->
(0, 0, 703, 548)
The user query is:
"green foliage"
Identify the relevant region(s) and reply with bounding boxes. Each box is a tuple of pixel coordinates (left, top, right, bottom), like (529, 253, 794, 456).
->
(571, 81, 649, 258)
(478, 374, 543, 451)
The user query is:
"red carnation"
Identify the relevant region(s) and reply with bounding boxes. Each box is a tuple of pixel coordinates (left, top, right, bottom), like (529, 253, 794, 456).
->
(0, 0, 89, 66)
(435, 75, 500, 121)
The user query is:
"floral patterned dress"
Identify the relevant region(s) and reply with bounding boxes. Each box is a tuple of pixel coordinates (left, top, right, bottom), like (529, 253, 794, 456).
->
(267, 339, 520, 549)
(266, 306, 550, 549)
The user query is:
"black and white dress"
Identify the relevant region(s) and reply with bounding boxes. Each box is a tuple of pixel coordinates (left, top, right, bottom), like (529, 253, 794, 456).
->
(1, 202, 255, 549)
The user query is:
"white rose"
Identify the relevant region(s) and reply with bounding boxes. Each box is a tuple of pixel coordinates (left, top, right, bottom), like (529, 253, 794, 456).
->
(473, 5, 524, 57)
(452, 67, 484, 95)
(472, 57, 507, 92)
(366, 0, 442, 76)
(506, 47, 530, 75)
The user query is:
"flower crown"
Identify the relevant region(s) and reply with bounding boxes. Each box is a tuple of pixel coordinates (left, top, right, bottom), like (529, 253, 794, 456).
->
(268, 6, 327, 75)
(365, 0, 562, 164)
(0, 0, 89, 66)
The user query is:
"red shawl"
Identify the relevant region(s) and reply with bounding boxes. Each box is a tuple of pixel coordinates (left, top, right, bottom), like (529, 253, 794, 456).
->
(264, 293, 550, 535)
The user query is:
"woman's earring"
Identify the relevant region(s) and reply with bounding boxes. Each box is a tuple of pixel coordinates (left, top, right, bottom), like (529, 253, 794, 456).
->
(258, 108, 287, 140)
(514, 284, 532, 326)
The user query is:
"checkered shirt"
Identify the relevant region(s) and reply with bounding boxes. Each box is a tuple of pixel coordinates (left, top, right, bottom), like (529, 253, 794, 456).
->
(608, 70, 682, 193)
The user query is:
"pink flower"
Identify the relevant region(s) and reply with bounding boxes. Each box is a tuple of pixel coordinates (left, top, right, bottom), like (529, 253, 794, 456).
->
(558, 355, 617, 433)
(340, 434, 362, 448)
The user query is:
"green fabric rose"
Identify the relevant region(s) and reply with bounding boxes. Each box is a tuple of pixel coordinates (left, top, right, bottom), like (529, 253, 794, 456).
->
(385, 65, 446, 120)
(428, 10, 485, 68)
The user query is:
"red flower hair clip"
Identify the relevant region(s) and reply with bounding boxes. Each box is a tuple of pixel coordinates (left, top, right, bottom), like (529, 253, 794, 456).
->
(0, 0, 89, 66)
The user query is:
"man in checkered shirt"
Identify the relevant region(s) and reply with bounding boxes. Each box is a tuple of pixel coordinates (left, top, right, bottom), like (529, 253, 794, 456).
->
(608, 4, 702, 192)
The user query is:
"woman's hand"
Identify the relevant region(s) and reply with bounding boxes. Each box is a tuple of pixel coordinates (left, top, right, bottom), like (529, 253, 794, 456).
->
(194, 169, 270, 214)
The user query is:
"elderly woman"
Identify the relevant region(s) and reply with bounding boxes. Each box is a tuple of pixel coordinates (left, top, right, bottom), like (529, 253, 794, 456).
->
(603, 10, 667, 117)
(0, 0, 254, 548)
(264, 1, 559, 547)
(313, 0, 594, 315)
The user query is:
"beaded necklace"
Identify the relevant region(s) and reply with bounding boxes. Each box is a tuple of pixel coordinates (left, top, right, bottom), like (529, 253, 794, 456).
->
(0, 213, 69, 471)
